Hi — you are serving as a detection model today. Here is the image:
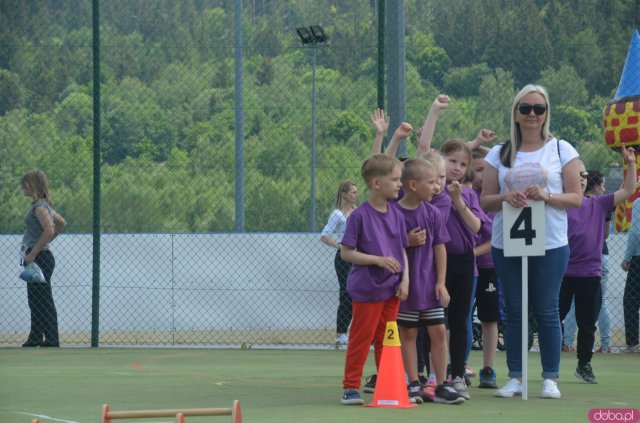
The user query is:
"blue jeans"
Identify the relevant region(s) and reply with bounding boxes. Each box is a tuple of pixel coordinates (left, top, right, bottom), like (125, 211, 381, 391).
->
(493, 246, 569, 379)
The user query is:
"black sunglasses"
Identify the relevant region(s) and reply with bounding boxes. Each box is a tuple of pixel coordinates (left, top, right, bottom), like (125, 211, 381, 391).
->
(518, 103, 547, 115)
(580, 171, 589, 178)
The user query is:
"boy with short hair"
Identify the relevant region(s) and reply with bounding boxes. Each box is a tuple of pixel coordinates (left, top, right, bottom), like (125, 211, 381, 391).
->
(340, 154, 410, 405)
(393, 158, 466, 405)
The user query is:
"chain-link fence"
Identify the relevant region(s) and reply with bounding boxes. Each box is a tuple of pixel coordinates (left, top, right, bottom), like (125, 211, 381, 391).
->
(0, 0, 639, 350)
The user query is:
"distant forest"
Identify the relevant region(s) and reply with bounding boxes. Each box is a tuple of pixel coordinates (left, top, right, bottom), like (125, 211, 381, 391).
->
(0, 0, 637, 232)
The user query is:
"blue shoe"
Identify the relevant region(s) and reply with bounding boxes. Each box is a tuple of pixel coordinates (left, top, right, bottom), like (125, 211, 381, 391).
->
(341, 389, 364, 405)
(478, 367, 497, 389)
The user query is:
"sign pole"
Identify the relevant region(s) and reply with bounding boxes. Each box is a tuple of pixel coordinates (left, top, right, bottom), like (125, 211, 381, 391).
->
(503, 200, 545, 401)
(521, 256, 528, 400)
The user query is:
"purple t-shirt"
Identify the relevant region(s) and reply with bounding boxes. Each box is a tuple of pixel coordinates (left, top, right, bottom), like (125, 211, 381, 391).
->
(444, 185, 490, 255)
(565, 194, 615, 277)
(430, 191, 451, 223)
(342, 201, 409, 302)
(473, 188, 494, 269)
(392, 201, 450, 311)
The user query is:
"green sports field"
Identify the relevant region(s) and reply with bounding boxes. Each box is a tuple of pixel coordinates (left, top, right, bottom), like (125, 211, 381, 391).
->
(0, 348, 638, 423)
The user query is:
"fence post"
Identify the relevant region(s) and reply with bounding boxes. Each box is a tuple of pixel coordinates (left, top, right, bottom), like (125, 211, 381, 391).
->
(91, 0, 101, 347)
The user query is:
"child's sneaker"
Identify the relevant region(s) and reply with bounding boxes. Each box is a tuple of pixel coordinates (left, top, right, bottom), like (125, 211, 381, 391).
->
(434, 382, 466, 404)
(451, 376, 471, 400)
(341, 389, 364, 405)
(408, 380, 424, 404)
(562, 344, 575, 352)
(595, 347, 612, 353)
(495, 378, 522, 397)
(464, 365, 477, 377)
(334, 333, 349, 344)
(575, 362, 598, 384)
(541, 379, 561, 399)
(363, 374, 377, 393)
(478, 367, 497, 389)
(422, 380, 436, 402)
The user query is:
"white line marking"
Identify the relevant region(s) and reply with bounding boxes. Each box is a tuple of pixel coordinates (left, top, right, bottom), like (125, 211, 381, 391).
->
(15, 411, 79, 423)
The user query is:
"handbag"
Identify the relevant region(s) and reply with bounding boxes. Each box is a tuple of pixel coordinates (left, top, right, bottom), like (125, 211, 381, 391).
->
(19, 262, 46, 283)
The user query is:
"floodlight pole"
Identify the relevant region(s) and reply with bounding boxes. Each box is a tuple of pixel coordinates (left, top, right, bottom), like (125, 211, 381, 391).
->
(310, 44, 317, 232)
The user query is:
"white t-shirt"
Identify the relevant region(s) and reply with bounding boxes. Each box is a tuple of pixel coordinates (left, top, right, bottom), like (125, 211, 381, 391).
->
(321, 209, 348, 242)
(485, 138, 579, 250)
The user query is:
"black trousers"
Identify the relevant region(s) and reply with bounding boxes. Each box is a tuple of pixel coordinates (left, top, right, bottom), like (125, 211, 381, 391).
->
(624, 257, 640, 347)
(334, 250, 352, 334)
(445, 252, 475, 379)
(25, 248, 59, 343)
(559, 276, 601, 364)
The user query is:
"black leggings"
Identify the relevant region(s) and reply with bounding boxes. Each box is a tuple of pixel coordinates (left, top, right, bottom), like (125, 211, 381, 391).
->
(624, 257, 640, 347)
(445, 252, 475, 379)
(25, 248, 59, 343)
(559, 276, 601, 364)
(335, 250, 352, 334)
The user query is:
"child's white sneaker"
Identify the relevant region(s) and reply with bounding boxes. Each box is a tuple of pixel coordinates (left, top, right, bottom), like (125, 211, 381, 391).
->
(494, 378, 522, 397)
(541, 379, 561, 399)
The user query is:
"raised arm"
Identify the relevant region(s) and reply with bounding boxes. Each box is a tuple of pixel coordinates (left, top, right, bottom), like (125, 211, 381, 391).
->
(417, 95, 449, 155)
(370, 108, 389, 155)
(614, 146, 637, 207)
(385, 122, 413, 157)
(467, 128, 497, 151)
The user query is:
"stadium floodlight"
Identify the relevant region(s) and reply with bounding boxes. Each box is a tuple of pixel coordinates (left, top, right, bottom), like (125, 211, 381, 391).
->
(296, 27, 315, 45)
(295, 26, 327, 231)
(309, 25, 328, 43)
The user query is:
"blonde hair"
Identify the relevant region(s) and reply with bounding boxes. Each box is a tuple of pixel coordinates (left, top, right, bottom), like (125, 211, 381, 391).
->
(21, 169, 52, 206)
(401, 158, 436, 184)
(335, 180, 356, 213)
(361, 154, 402, 187)
(420, 150, 446, 170)
(501, 84, 552, 167)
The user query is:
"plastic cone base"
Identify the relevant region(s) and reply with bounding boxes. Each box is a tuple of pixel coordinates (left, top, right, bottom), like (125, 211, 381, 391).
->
(366, 322, 416, 408)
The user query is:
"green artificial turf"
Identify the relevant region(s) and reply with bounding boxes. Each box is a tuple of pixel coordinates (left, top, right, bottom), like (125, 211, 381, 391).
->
(0, 348, 638, 423)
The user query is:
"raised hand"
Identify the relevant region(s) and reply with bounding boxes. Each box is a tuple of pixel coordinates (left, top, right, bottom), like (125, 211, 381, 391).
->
(394, 122, 413, 139)
(432, 94, 450, 111)
(370, 108, 389, 136)
(622, 145, 636, 165)
(475, 128, 497, 145)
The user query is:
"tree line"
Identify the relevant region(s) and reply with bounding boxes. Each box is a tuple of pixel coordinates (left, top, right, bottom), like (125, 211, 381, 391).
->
(0, 0, 636, 233)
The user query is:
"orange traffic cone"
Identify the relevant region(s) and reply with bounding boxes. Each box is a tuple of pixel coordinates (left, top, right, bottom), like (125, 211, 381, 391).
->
(366, 321, 417, 408)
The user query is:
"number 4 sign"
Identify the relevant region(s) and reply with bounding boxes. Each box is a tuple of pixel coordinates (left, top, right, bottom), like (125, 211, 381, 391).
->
(503, 200, 545, 257)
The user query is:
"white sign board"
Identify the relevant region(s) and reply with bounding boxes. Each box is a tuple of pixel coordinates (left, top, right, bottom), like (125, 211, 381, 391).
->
(502, 200, 546, 257)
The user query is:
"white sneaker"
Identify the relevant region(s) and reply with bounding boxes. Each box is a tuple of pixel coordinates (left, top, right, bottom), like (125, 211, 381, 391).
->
(541, 379, 561, 399)
(335, 333, 349, 344)
(495, 378, 522, 397)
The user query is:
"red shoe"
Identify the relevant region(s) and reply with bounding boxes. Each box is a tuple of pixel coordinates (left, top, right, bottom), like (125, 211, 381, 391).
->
(595, 347, 612, 353)
(562, 344, 575, 352)
(422, 380, 436, 402)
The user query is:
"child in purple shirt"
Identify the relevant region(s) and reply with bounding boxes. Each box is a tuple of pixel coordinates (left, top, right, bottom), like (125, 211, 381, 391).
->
(393, 158, 466, 404)
(340, 154, 409, 405)
(560, 147, 636, 383)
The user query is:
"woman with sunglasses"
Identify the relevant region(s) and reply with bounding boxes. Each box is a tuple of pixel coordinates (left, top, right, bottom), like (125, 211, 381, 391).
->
(559, 153, 635, 384)
(480, 84, 583, 399)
